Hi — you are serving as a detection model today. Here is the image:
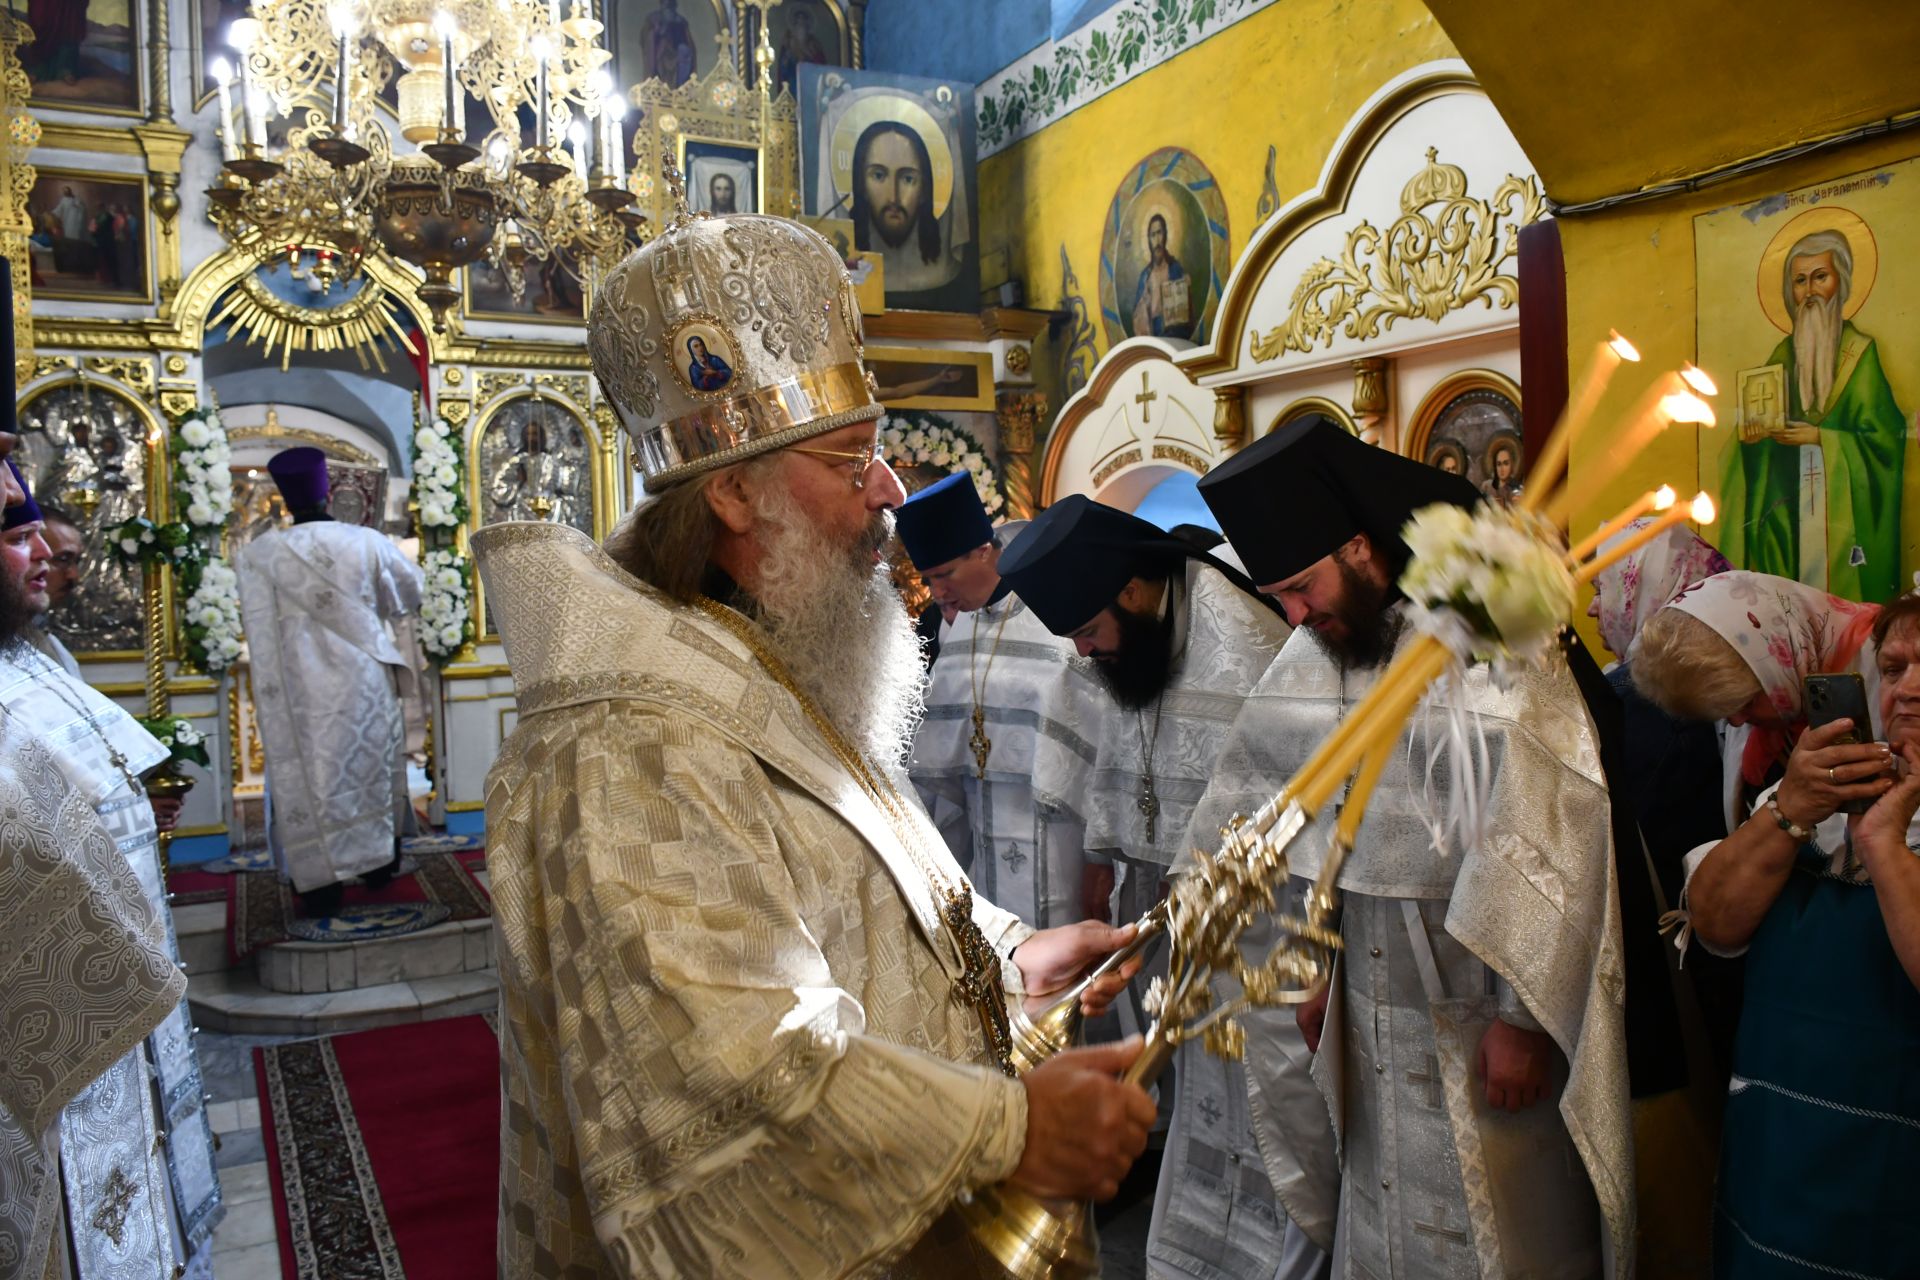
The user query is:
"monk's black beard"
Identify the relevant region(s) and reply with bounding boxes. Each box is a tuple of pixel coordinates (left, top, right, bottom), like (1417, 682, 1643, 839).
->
(1310, 559, 1402, 669)
(1092, 602, 1176, 710)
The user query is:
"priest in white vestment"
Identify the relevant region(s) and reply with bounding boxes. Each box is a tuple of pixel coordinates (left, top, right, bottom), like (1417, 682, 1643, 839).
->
(1190, 418, 1634, 1278)
(236, 447, 424, 916)
(0, 463, 198, 1280)
(1, 465, 226, 1272)
(996, 496, 1304, 1280)
(901, 472, 1110, 929)
(476, 207, 1159, 1278)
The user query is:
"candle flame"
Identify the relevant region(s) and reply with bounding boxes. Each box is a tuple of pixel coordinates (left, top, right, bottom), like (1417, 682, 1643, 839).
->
(227, 18, 260, 51)
(433, 9, 457, 38)
(590, 70, 612, 98)
(1607, 331, 1640, 362)
(1690, 492, 1716, 524)
(1680, 362, 1718, 396)
(211, 56, 232, 83)
(329, 2, 357, 37)
(1652, 484, 1676, 510)
(1659, 391, 1715, 426)
(531, 34, 551, 60)
(607, 95, 627, 121)
(568, 122, 586, 145)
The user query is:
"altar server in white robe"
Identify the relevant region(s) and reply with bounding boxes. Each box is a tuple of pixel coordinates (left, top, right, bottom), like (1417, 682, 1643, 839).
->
(1189, 418, 1633, 1278)
(0, 464, 226, 1273)
(997, 496, 1298, 1280)
(902, 472, 1111, 929)
(237, 447, 424, 916)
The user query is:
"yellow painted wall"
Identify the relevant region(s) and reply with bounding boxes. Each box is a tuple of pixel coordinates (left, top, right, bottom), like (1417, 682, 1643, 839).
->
(979, 0, 1457, 412)
(1563, 129, 1920, 657)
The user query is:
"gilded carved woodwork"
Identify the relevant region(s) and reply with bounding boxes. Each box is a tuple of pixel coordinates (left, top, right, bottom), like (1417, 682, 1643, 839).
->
(1250, 147, 1545, 363)
(84, 357, 157, 400)
(476, 371, 528, 404)
(1211, 385, 1248, 450)
(2, 13, 33, 390)
(992, 391, 1046, 520)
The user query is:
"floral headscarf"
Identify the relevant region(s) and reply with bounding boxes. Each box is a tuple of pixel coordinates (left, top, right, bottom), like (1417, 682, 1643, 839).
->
(1658, 571, 1882, 786)
(1592, 519, 1731, 658)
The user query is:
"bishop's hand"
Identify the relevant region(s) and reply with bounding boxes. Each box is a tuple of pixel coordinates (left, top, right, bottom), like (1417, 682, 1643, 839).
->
(1011, 1038, 1156, 1202)
(1013, 920, 1141, 1018)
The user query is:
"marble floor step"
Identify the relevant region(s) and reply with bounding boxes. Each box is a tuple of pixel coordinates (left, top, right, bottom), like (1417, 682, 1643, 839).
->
(252, 915, 494, 994)
(188, 966, 497, 1037)
(174, 901, 228, 977)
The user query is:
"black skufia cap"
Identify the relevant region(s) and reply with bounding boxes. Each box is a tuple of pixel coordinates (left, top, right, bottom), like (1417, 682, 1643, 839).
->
(895, 472, 994, 570)
(1196, 415, 1479, 585)
(999, 494, 1265, 636)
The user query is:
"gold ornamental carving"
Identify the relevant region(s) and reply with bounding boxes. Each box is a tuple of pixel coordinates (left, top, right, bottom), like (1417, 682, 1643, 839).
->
(85, 357, 157, 400)
(439, 398, 472, 428)
(158, 389, 197, 418)
(992, 392, 1047, 521)
(1250, 148, 1545, 363)
(1, 13, 34, 392)
(1211, 385, 1248, 450)
(534, 372, 590, 404)
(164, 354, 189, 376)
(476, 371, 527, 404)
(31, 355, 75, 379)
(443, 366, 464, 387)
(1005, 344, 1032, 376)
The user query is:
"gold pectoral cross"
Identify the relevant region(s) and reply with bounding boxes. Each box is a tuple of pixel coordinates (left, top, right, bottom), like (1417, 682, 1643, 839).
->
(969, 706, 992, 778)
(1139, 776, 1160, 842)
(942, 885, 1014, 1075)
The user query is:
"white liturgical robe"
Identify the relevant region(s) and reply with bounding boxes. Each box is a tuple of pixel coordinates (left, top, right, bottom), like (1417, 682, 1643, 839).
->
(237, 519, 424, 891)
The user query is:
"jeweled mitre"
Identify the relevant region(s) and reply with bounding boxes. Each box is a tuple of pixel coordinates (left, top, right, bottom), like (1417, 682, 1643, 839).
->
(588, 212, 880, 492)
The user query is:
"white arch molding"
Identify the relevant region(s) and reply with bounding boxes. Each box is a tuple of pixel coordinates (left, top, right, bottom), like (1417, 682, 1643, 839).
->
(1039, 339, 1226, 510)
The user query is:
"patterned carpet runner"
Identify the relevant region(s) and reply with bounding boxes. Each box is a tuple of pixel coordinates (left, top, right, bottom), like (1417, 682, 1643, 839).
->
(255, 1015, 500, 1279)
(166, 835, 490, 962)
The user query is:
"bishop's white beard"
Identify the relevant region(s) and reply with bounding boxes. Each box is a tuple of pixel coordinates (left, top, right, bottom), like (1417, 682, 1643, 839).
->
(1793, 291, 1842, 413)
(747, 484, 926, 768)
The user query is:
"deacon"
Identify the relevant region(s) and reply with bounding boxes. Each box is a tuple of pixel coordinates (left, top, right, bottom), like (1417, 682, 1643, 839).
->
(476, 204, 1155, 1278)
(900, 472, 1110, 929)
(237, 447, 425, 918)
(0, 458, 216, 1276)
(996, 496, 1297, 1279)
(1189, 418, 1633, 1277)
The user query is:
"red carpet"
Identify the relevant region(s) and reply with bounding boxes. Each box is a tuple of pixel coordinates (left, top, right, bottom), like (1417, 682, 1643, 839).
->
(256, 1016, 500, 1279)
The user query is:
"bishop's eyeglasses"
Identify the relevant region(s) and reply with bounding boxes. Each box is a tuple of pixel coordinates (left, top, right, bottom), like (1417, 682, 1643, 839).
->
(787, 436, 881, 491)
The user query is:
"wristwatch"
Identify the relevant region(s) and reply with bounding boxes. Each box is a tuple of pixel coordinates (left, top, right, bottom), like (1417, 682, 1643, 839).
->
(1767, 794, 1814, 843)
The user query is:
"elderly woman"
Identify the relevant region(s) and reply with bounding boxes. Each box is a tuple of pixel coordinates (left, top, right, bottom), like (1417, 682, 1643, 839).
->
(1634, 581, 1920, 1280)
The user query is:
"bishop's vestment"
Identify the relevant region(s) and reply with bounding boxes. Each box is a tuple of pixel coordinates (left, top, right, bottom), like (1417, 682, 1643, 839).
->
(236, 519, 424, 891)
(475, 523, 1037, 1279)
(1188, 619, 1635, 1278)
(910, 567, 1109, 930)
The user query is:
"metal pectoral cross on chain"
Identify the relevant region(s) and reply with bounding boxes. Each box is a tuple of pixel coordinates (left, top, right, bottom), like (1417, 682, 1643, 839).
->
(1139, 775, 1161, 842)
(968, 706, 992, 778)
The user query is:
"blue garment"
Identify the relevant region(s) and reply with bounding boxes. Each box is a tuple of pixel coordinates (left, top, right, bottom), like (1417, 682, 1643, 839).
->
(688, 354, 732, 392)
(1713, 850, 1920, 1277)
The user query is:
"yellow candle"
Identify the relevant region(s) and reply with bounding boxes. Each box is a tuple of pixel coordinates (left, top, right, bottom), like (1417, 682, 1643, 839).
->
(1568, 485, 1676, 562)
(1573, 492, 1714, 585)
(1522, 331, 1639, 517)
(1547, 371, 1708, 526)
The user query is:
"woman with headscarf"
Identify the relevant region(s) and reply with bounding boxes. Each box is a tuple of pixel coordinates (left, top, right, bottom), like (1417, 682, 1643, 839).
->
(1632, 579, 1920, 1280)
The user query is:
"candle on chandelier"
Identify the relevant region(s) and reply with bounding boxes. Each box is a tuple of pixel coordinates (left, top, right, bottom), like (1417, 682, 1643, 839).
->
(211, 57, 238, 161)
(568, 121, 588, 182)
(433, 10, 462, 138)
(587, 71, 611, 177)
(532, 36, 552, 151)
(606, 96, 627, 184)
(229, 22, 269, 150)
(329, 5, 355, 137)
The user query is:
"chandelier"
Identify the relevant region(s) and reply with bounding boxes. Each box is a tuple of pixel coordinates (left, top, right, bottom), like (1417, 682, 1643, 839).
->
(206, 0, 645, 333)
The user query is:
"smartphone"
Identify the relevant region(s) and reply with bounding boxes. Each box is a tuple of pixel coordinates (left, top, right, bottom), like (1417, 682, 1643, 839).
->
(1804, 673, 1880, 815)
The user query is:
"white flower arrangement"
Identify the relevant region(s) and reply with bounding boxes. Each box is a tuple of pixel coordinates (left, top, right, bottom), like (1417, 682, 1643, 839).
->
(878, 412, 1004, 517)
(418, 546, 473, 663)
(171, 409, 233, 533)
(180, 556, 245, 673)
(411, 417, 467, 530)
(1400, 501, 1574, 673)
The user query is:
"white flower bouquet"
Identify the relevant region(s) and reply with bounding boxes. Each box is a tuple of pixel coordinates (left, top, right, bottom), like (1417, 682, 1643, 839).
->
(878, 411, 1006, 517)
(171, 409, 234, 533)
(137, 713, 212, 770)
(1400, 501, 1574, 672)
(411, 417, 467, 530)
(418, 546, 472, 664)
